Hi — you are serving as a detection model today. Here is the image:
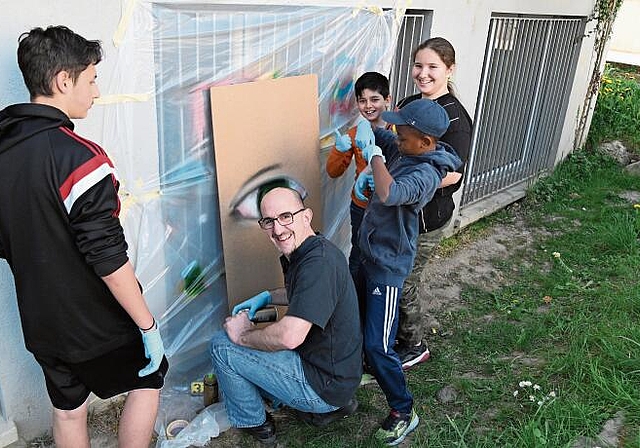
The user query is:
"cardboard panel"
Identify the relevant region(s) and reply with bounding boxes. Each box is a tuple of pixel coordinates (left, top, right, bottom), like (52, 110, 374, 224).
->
(210, 75, 322, 307)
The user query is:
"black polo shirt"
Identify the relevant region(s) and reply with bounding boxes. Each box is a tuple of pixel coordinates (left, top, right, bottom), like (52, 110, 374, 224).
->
(281, 235, 362, 407)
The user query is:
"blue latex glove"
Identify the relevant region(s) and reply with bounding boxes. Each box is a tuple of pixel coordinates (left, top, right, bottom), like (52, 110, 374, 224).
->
(138, 323, 165, 377)
(334, 130, 352, 152)
(362, 144, 385, 164)
(355, 119, 375, 149)
(354, 171, 375, 201)
(232, 290, 272, 319)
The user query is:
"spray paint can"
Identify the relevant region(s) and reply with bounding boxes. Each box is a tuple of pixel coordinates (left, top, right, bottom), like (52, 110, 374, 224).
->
(250, 306, 278, 323)
(203, 373, 218, 407)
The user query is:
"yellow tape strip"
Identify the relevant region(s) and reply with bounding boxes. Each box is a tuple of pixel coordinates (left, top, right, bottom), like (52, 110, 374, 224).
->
(119, 187, 161, 220)
(396, 0, 412, 24)
(113, 0, 138, 48)
(94, 93, 151, 105)
(352, 3, 384, 17)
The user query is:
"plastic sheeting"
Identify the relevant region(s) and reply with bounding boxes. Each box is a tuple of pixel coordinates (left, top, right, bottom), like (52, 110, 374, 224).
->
(98, 1, 403, 442)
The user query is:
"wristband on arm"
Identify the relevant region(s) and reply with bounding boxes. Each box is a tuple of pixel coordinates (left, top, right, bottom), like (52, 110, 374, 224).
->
(140, 318, 156, 332)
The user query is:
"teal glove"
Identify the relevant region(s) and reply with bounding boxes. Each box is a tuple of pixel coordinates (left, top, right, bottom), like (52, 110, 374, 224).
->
(355, 120, 375, 149)
(354, 171, 375, 201)
(232, 290, 272, 319)
(334, 130, 352, 152)
(362, 144, 385, 164)
(138, 321, 165, 377)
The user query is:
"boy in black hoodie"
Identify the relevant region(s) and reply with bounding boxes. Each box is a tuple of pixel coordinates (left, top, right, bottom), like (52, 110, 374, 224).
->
(0, 26, 167, 447)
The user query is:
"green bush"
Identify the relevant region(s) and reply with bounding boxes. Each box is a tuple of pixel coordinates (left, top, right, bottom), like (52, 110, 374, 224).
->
(587, 64, 640, 151)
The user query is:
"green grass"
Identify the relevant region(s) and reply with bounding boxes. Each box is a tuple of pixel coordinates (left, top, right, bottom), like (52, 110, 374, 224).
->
(587, 63, 640, 150)
(264, 153, 640, 446)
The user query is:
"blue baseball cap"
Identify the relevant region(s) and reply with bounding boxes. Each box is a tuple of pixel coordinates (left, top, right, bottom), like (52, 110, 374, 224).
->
(382, 98, 450, 137)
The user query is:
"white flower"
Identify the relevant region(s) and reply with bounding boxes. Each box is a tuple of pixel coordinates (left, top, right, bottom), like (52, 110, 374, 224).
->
(529, 395, 535, 401)
(513, 390, 519, 397)
(552, 252, 561, 258)
(537, 401, 544, 406)
(549, 391, 556, 398)
(533, 384, 541, 390)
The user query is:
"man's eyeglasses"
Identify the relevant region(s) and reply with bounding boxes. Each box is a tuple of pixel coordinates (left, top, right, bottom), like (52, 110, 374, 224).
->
(258, 208, 306, 230)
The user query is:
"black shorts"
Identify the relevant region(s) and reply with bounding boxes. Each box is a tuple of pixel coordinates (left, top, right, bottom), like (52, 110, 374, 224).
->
(34, 337, 169, 410)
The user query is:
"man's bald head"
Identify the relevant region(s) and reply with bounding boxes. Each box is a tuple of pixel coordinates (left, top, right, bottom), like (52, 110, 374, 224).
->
(259, 187, 314, 258)
(259, 187, 304, 217)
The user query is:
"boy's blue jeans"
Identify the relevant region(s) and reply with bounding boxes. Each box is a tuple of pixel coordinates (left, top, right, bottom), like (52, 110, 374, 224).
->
(361, 273, 413, 414)
(210, 331, 338, 428)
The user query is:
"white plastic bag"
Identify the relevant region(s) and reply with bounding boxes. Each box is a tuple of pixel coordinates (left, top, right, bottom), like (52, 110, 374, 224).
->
(157, 402, 231, 448)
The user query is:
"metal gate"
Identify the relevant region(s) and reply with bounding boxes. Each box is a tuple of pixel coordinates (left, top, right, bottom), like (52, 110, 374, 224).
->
(389, 10, 432, 105)
(462, 15, 585, 207)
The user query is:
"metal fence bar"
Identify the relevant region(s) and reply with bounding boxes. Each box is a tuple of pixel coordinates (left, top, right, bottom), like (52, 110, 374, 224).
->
(520, 21, 548, 180)
(389, 11, 430, 106)
(492, 18, 519, 195)
(477, 18, 508, 199)
(508, 19, 541, 186)
(463, 16, 495, 204)
(509, 19, 545, 186)
(461, 15, 585, 207)
(530, 21, 563, 176)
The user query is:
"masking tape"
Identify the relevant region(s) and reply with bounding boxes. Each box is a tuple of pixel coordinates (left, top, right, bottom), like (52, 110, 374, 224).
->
(94, 93, 151, 105)
(166, 419, 189, 439)
(352, 2, 384, 17)
(113, 0, 138, 47)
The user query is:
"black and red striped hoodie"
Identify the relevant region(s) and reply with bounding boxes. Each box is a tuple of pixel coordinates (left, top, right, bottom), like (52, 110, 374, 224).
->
(0, 103, 138, 362)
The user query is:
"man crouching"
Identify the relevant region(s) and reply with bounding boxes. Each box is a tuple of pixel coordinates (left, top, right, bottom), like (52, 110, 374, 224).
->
(210, 185, 362, 444)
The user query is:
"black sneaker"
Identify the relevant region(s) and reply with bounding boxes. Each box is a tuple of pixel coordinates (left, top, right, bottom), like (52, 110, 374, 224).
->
(397, 342, 430, 370)
(295, 397, 358, 427)
(241, 413, 276, 445)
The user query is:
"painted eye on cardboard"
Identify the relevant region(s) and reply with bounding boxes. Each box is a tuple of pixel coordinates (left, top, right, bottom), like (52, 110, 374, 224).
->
(230, 167, 308, 220)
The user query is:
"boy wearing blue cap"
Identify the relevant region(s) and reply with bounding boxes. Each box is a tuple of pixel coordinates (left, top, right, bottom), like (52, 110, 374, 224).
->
(354, 99, 461, 445)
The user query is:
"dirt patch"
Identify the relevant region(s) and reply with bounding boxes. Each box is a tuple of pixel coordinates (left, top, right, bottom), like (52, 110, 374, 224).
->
(412, 204, 549, 331)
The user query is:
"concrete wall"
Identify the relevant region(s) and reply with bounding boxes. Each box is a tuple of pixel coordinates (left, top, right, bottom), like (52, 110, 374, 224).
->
(0, 0, 599, 442)
(607, 0, 640, 66)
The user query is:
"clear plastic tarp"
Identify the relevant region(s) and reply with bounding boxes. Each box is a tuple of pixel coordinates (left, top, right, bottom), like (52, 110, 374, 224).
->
(97, 1, 403, 443)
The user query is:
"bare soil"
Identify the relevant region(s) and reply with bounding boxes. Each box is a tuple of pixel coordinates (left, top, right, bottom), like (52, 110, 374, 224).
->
(412, 203, 548, 328)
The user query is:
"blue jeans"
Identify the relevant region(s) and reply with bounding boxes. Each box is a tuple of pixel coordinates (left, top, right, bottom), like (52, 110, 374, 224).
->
(361, 274, 413, 414)
(210, 331, 338, 428)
